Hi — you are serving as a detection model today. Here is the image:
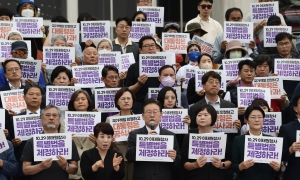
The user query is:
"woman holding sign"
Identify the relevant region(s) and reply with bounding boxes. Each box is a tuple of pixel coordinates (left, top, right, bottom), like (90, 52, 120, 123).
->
(182, 104, 233, 180)
(232, 105, 280, 180)
(81, 122, 125, 180)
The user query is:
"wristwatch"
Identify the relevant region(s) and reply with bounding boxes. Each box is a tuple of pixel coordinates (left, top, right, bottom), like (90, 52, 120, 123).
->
(220, 162, 225, 169)
(64, 163, 69, 171)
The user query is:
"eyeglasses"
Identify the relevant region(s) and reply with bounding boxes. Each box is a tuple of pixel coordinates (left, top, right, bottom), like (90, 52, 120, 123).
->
(136, 18, 146, 22)
(117, 25, 131, 30)
(119, 97, 132, 101)
(7, 67, 21, 73)
(248, 116, 264, 120)
(199, 4, 212, 9)
(278, 42, 291, 47)
(144, 110, 160, 116)
(106, 76, 119, 80)
(12, 49, 28, 55)
(142, 44, 156, 49)
(207, 79, 220, 85)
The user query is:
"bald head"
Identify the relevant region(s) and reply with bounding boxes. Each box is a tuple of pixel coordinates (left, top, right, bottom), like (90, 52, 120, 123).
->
(83, 47, 98, 65)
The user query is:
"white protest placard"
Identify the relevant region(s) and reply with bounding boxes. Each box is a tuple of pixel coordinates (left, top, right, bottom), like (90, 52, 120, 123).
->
(148, 86, 181, 106)
(139, 54, 174, 77)
(213, 108, 238, 133)
(192, 35, 214, 54)
(0, 109, 5, 129)
(183, 67, 197, 89)
(274, 59, 300, 81)
(222, 58, 247, 80)
(237, 87, 271, 108)
(98, 51, 121, 70)
(46, 86, 81, 110)
(14, 58, 41, 82)
(162, 33, 190, 54)
(121, 53, 135, 72)
(13, 115, 42, 141)
(72, 65, 104, 87)
(43, 47, 75, 69)
(33, 133, 72, 161)
(49, 23, 80, 44)
(296, 130, 300, 157)
(64, 111, 102, 137)
(0, 40, 32, 61)
(136, 134, 174, 162)
(188, 133, 227, 160)
(244, 135, 283, 163)
(250, 1, 279, 23)
(14, 17, 43, 38)
(262, 112, 281, 137)
(137, 6, 164, 27)
(264, 26, 292, 47)
(0, 21, 15, 40)
(0, 130, 9, 154)
(253, 77, 284, 99)
(95, 88, 120, 112)
(195, 69, 226, 91)
(160, 109, 188, 134)
(81, 21, 110, 42)
(130, 22, 156, 42)
(224, 21, 253, 43)
(110, 114, 145, 142)
(0, 89, 26, 113)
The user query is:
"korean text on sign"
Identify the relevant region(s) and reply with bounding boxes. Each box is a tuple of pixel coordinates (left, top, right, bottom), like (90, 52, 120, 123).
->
(244, 135, 283, 163)
(253, 77, 284, 99)
(0, 40, 32, 61)
(121, 53, 135, 72)
(13, 115, 43, 141)
(43, 47, 75, 69)
(0, 22, 15, 40)
(33, 133, 72, 161)
(160, 109, 188, 134)
(72, 65, 104, 87)
(183, 67, 196, 89)
(237, 87, 271, 108)
(148, 87, 181, 106)
(16, 58, 41, 82)
(224, 21, 254, 43)
(188, 133, 227, 161)
(137, 6, 164, 27)
(95, 88, 120, 112)
(262, 112, 281, 137)
(98, 52, 121, 69)
(264, 26, 292, 47)
(139, 54, 173, 77)
(81, 21, 110, 42)
(222, 58, 246, 80)
(50, 23, 80, 44)
(274, 59, 300, 81)
(110, 114, 145, 142)
(192, 35, 214, 54)
(14, 17, 43, 38)
(0, 89, 26, 113)
(0, 109, 5, 129)
(250, 2, 279, 23)
(213, 108, 238, 133)
(195, 69, 226, 91)
(0, 131, 9, 154)
(162, 33, 190, 54)
(130, 22, 156, 42)
(65, 111, 102, 137)
(136, 135, 174, 162)
(46, 86, 81, 110)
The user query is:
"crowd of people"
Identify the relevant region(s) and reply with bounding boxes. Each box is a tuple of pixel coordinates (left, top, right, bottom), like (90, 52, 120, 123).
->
(0, 0, 300, 180)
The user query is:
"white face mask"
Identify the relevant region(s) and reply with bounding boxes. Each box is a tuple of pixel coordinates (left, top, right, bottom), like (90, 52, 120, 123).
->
(161, 76, 175, 87)
(200, 63, 212, 69)
(229, 50, 242, 59)
(21, 9, 34, 17)
(98, 49, 111, 54)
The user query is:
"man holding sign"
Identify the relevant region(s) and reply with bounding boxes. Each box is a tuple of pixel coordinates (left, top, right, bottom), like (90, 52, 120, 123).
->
(21, 105, 80, 180)
(126, 99, 180, 180)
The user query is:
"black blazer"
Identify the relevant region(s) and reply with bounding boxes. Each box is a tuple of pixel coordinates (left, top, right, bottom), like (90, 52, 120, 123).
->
(112, 40, 139, 62)
(232, 134, 278, 180)
(126, 126, 181, 180)
(278, 120, 300, 180)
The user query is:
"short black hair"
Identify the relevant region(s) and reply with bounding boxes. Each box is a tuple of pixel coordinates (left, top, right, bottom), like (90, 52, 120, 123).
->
(238, 59, 256, 72)
(3, 59, 22, 73)
(225, 7, 243, 21)
(293, 92, 300, 107)
(159, 65, 175, 76)
(157, 87, 178, 108)
(275, 32, 292, 44)
(198, 0, 213, 5)
(142, 98, 162, 113)
(51, 16, 69, 23)
(50, 66, 72, 84)
(197, 53, 212, 64)
(24, 82, 44, 96)
(115, 17, 132, 27)
(94, 122, 114, 137)
(0, 8, 14, 20)
(102, 65, 119, 78)
(252, 98, 270, 112)
(68, 89, 94, 111)
(114, 87, 136, 110)
(186, 43, 201, 53)
(139, 36, 156, 49)
(132, 11, 147, 21)
(194, 104, 217, 126)
(77, 12, 92, 23)
(202, 71, 221, 85)
(244, 105, 265, 120)
(253, 55, 272, 72)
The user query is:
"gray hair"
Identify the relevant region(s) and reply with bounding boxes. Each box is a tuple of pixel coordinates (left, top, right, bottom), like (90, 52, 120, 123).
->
(7, 31, 23, 40)
(41, 104, 61, 118)
(96, 38, 113, 50)
(51, 35, 67, 46)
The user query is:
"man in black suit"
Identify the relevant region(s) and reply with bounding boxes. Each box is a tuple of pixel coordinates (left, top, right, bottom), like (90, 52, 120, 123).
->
(126, 98, 181, 180)
(278, 92, 300, 180)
